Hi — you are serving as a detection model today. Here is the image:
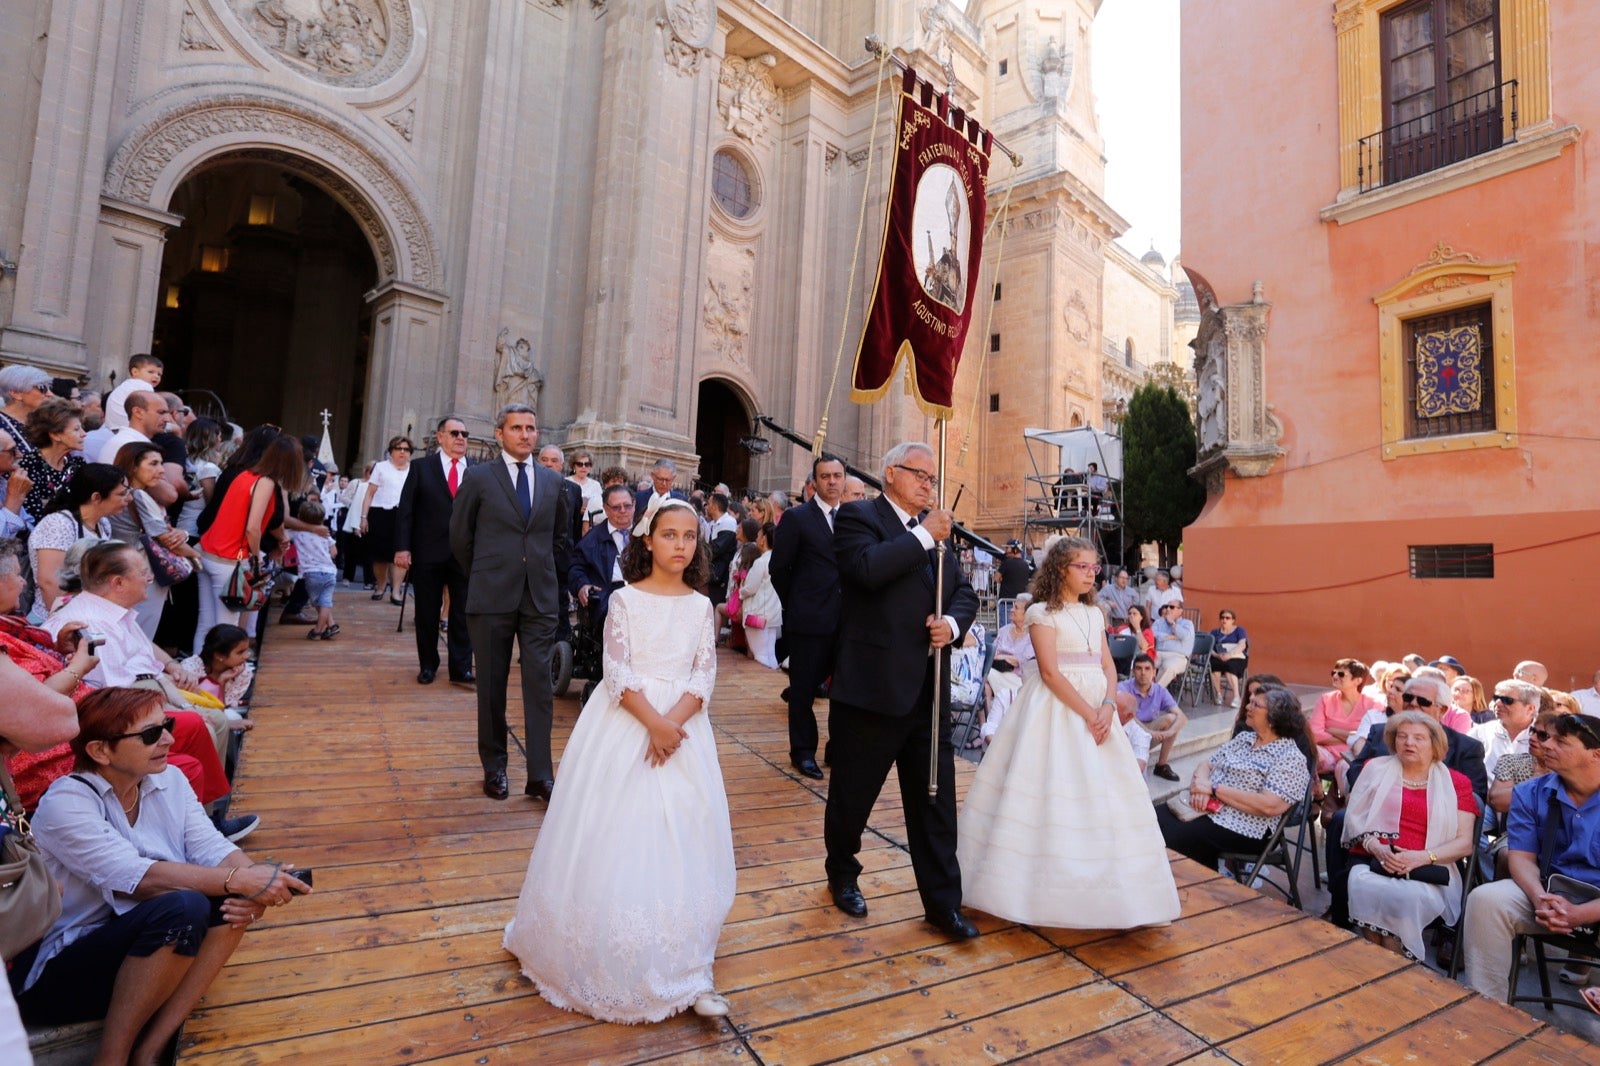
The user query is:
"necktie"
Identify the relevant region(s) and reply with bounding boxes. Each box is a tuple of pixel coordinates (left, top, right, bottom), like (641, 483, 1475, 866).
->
(828, 507, 837, 530)
(907, 516, 918, 529)
(515, 461, 531, 520)
(614, 529, 627, 556)
(447, 459, 459, 497)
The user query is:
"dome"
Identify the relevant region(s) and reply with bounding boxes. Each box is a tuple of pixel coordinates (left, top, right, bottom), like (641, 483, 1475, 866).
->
(1175, 280, 1201, 324)
(1140, 244, 1167, 270)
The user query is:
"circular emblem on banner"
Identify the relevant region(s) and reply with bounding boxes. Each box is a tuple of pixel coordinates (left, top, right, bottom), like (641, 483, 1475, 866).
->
(911, 163, 969, 316)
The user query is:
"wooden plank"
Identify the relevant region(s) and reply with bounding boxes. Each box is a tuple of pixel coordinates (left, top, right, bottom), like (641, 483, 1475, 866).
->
(1164, 939, 1411, 1043)
(1222, 964, 1470, 1063)
(1023, 1009, 1213, 1065)
(1481, 1026, 1600, 1065)
(1070, 896, 1302, 977)
(1118, 916, 1353, 1008)
(1335, 996, 1544, 1064)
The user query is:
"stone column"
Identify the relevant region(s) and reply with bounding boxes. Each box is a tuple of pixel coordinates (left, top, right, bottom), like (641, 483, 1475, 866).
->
(0, 0, 128, 370)
(569, 0, 716, 462)
(86, 198, 182, 386)
(1501, 0, 1552, 132)
(1332, 2, 1369, 195)
(365, 281, 448, 461)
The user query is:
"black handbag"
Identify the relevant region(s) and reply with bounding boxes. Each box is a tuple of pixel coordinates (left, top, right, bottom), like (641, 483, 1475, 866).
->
(1359, 850, 1451, 885)
(0, 758, 63, 962)
(130, 499, 194, 586)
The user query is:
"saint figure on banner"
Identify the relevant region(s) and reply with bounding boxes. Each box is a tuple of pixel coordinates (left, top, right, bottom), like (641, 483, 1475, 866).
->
(914, 165, 968, 315)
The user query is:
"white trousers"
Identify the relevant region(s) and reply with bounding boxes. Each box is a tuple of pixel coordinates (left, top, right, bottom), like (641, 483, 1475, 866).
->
(1463, 878, 1542, 1002)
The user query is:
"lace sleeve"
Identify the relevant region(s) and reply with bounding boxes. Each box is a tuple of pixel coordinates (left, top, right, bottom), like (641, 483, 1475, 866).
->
(683, 598, 717, 705)
(602, 591, 646, 701)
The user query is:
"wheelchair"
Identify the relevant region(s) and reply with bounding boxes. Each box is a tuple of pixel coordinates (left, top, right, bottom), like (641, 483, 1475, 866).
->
(552, 593, 606, 705)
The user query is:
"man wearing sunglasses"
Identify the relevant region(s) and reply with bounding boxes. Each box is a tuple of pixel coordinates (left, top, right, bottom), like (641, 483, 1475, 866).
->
(1328, 672, 1488, 928)
(1471, 681, 1539, 785)
(1464, 711, 1600, 1001)
(395, 416, 475, 687)
(1151, 600, 1195, 689)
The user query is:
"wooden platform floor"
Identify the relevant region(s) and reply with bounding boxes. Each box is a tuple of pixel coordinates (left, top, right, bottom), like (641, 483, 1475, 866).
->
(178, 596, 1600, 1065)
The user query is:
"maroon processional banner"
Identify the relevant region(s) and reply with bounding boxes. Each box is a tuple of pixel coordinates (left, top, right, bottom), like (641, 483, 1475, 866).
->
(852, 69, 992, 421)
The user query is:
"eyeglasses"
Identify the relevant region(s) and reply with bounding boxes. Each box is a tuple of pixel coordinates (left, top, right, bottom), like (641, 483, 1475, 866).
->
(1219, 614, 1235, 620)
(573, 460, 592, 467)
(0, 445, 16, 457)
(108, 716, 176, 746)
(393, 446, 414, 453)
(1529, 727, 1553, 743)
(1493, 694, 1521, 706)
(1067, 562, 1102, 575)
(442, 429, 469, 439)
(1401, 693, 1435, 709)
(30, 384, 51, 395)
(892, 465, 940, 489)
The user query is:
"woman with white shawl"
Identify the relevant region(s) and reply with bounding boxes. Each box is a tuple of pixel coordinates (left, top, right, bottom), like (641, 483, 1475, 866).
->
(1342, 708, 1478, 960)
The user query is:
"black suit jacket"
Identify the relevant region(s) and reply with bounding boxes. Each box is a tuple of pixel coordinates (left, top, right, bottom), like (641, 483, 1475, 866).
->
(557, 478, 583, 548)
(1347, 720, 1489, 802)
(568, 522, 627, 617)
(449, 458, 571, 616)
(633, 487, 688, 518)
(395, 454, 469, 565)
(769, 498, 840, 636)
(830, 496, 978, 717)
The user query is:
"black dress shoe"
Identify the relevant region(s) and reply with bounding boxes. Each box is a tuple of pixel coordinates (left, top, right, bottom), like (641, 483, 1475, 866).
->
(1153, 763, 1180, 781)
(792, 757, 824, 780)
(924, 907, 979, 940)
(417, 668, 436, 684)
(449, 671, 475, 689)
(483, 770, 509, 800)
(829, 881, 868, 917)
(525, 778, 555, 802)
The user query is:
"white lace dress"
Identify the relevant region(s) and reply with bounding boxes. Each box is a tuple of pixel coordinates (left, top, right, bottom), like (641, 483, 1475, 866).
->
(957, 601, 1181, 929)
(503, 585, 736, 1023)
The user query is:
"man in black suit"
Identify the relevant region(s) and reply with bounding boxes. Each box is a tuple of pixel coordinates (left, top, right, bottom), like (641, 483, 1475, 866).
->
(824, 442, 980, 940)
(396, 416, 475, 687)
(704, 492, 738, 604)
(1325, 672, 1487, 926)
(568, 483, 635, 630)
(450, 405, 572, 802)
(770, 456, 846, 780)
(633, 458, 688, 517)
(539, 444, 585, 642)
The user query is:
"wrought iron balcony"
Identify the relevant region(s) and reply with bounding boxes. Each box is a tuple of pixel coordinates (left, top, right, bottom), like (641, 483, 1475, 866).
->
(1358, 80, 1518, 192)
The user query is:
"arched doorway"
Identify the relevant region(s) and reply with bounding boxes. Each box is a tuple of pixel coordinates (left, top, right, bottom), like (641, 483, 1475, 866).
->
(694, 379, 752, 494)
(151, 162, 377, 469)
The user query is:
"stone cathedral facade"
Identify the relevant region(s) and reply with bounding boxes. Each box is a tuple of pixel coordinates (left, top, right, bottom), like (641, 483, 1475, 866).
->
(0, 0, 1157, 526)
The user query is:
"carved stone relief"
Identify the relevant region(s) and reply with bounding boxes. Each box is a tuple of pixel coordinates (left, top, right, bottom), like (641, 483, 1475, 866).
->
(659, 0, 715, 77)
(494, 327, 544, 412)
(846, 146, 871, 168)
(103, 94, 441, 288)
(181, 4, 223, 51)
(384, 104, 414, 142)
(1063, 289, 1091, 345)
(703, 232, 755, 367)
(919, 2, 952, 64)
(717, 54, 780, 143)
(229, 0, 413, 87)
(1036, 35, 1071, 103)
(1190, 281, 1282, 482)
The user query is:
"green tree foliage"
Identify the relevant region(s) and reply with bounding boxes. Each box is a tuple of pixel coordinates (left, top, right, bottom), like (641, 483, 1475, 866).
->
(1121, 383, 1206, 566)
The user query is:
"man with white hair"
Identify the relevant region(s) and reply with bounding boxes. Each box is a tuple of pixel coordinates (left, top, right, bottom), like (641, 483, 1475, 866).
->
(1512, 660, 1548, 687)
(1472, 680, 1539, 784)
(1575, 670, 1600, 717)
(840, 476, 867, 503)
(1143, 569, 1182, 614)
(633, 458, 686, 516)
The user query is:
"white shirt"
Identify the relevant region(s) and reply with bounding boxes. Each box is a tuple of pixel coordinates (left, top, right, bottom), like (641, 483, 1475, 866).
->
(881, 494, 960, 643)
(709, 511, 737, 539)
(41, 590, 163, 687)
(365, 459, 410, 510)
(1470, 719, 1530, 783)
(97, 426, 151, 465)
(499, 451, 534, 489)
(1575, 687, 1600, 718)
(812, 494, 840, 531)
(102, 378, 155, 431)
(606, 524, 629, 582)
(437, 450, 465, 489)
(1145, 583, 1183, 613)
(569, 475, 603, 521)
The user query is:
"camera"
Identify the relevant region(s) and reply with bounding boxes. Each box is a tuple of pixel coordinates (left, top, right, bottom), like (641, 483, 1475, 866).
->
(286, 868, 314, 894)
(74, 630, 108, 654)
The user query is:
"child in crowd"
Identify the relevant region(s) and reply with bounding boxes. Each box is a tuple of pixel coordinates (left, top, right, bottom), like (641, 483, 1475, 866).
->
(504, 498, 735, 1022)
(177, 623, 256, 737)
(101, 353, 163, 431)
(290, 499, 340, 638)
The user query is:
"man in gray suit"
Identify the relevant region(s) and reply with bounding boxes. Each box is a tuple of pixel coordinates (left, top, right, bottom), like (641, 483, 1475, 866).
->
(450, 404, 572, 802)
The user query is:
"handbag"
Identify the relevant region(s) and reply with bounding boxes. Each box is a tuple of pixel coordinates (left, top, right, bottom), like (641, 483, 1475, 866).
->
(1358, 852, 1451, 886)
(1165, 793, 1222, 823)
(129, 500, 194, 586)
(0, 758, 62, 963)
(222, 555, 269, 612)
(743, 613, 767, 630)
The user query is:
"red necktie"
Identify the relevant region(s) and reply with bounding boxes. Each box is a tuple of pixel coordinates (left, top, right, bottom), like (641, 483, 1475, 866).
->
(447, 460, 459, 497)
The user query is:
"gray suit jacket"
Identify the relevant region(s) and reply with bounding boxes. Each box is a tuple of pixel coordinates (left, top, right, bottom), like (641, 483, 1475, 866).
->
(449, 457, 572, 616)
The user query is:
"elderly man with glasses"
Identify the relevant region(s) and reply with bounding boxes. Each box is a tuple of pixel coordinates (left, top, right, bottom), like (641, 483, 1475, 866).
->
(1463, 712, 1600, 1002)
(1151, 600, 1195, 689)
(1472, 680, 1539, 785)
(0, 428, 32, 538)
(1324, 672, 1489, 928)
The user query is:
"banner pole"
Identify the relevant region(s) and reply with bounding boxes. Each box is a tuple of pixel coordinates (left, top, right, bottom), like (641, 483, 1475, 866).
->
(929, 418, 948, 800)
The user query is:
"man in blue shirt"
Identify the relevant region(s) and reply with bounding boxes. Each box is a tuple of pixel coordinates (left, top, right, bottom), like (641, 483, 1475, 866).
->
(1152, 600, 1195, 688)
(1463, 713, 1600, 1000)
(1116, 654, 1187, 781)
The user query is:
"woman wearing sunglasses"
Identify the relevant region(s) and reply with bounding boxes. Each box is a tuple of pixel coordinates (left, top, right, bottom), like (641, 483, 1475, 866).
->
(14, 688, 309, 1064)
(565, 449, 604, 529)
(0, 363, 54, 455)
(1310, 658, 1383, 785)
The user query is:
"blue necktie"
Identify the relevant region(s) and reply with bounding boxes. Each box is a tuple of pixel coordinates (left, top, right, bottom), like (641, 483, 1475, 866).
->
(515, 461, 531, 520)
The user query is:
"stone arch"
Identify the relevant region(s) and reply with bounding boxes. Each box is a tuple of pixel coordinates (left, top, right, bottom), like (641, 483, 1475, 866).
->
(103, 90, 441, 290)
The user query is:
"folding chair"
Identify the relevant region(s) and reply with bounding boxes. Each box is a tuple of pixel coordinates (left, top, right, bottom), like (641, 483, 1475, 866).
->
(1220, 782, 1317, 910)
(1508, 928, 1600, 1013)
(996, 597, 1017, 632)
(951, 636, 997, 755)
(1174, 632, 1215, 707)
(1107, 632, 1138, 680)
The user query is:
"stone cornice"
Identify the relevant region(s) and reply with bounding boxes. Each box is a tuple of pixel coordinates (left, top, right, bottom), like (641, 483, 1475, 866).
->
(998, 169, 1127, 238)
(719, 0, 852, 97)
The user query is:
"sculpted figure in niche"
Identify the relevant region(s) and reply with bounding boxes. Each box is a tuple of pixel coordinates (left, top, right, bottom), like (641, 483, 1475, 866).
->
(495, 328, 544, 413)
(1196, 336, 1226, 453)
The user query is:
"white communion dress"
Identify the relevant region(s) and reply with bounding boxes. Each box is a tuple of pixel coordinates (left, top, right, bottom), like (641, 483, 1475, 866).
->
(957, 601, 1181, 928)
(503, 585, 736, 1023)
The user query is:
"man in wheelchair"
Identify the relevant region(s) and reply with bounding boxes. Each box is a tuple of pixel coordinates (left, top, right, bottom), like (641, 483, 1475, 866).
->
(563, 484, 635, 699)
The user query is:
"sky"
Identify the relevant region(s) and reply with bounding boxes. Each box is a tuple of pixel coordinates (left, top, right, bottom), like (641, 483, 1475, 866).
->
(1090, 0, 1182, 264)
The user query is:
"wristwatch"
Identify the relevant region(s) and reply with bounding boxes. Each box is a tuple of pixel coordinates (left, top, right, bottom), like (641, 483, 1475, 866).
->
(1428, 851, 1438, 864)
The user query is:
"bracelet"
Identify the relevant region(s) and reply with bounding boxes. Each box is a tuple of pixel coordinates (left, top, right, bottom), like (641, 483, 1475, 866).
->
(222, 867, 239, 895)
(245, 861, 283, 901)
(1099, 699, 1116, 708)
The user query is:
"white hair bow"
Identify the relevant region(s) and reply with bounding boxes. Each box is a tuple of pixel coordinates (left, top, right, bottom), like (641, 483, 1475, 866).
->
(632, 496, 695, 538)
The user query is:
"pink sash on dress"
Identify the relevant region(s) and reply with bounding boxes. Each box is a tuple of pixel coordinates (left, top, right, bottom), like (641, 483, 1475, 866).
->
(1056, 652, 1102, 666)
